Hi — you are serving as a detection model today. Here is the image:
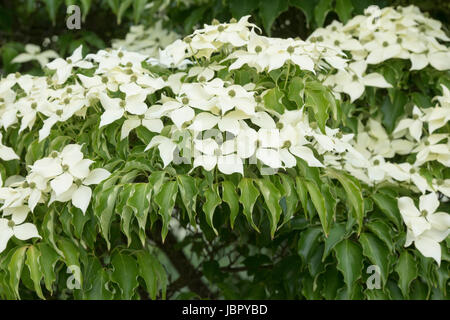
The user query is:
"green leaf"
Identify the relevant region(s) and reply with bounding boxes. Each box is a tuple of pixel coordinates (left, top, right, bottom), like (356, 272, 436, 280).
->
(258, 0, 289, 35)
(295, 177, 308, 218)
(154, 181, 178, 241)
(238, 178, 261, 232)
(333, 239, 364, 294)
(222, 181, 240, 228)
(177, 175, 199, 226)
(58, 238, 82, 287)
(297, 227, 322, 262)
(290, 0, 316, 27)
(126, 183, 152, 245)
(381, 90, 407, 133)
(255, 178, 282, 238)
(323, 223, 347, 261)
(359, 233, 390, 286)
(367, 220, 394, 253)
(305, 180, 329, 235)
(117, 0, 133, 24)
(8, 246, 28, 299)
(111, 253, 139, 300)
(335, 0, 353, 23)
(263, 87, 285, 114)
(304, 85, 330, 132)
(136, 250, 167, 300)
(229, 0, 258, 18)
(279, 174, 298, 225)
(83, 256, 113, 299)
(314, 0, 333, 27)
(133, 0, 148, 24)
(25, 246, 44, 299)
(327, 169, 364, 234)
(37, 243, 59, 294)
(44, 0, 63, 25)
(371, 193, 402, 228)
(202, 184, 222, 235)
(395, 251, 418, 298)
(94, 185, 121, 249)
(287, 76, 304, 108)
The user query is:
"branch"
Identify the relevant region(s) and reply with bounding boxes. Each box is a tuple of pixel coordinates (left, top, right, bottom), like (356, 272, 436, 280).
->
(152, 230, 217, 299)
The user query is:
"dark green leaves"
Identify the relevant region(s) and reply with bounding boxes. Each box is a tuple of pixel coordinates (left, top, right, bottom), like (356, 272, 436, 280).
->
(305, 181, 330, 235)
(111, 252, 139, 300)
(154, 181, 178, 241)
(359, 233, 390, 286)
(395, 251, 418, 298)
(259, 0, 289, 35)
(25, 246, 44, 299)
(177, 175, 199, 226)
(255, 179, 282, 238)
(333, 240, 364, 296)
(222, 181, 240, 228)
(335, 0, 353, 23)
(238, 178, 261, 232)
(327, 169, 364, 234)
(202, 184, 222, 235)
(8, 246, 28, 299)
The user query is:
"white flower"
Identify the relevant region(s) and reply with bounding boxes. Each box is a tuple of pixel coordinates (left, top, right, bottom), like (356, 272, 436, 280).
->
(51, 168, 110, 214)
(12, 44, 58, 68)
(398, 193, 450, 264)
(46, 45, 93, 84)
(193, 138, 243, 175)
(0, 218, 41, 253)
(0, 133, 19, 161)
(393, 106, 425, 141)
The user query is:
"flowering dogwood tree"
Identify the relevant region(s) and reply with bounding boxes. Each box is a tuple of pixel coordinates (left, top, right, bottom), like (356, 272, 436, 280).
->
(0, 5, 449, 300)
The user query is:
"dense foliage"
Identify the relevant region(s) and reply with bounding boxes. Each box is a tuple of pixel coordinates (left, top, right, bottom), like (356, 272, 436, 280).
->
(0, 2, 449, 300)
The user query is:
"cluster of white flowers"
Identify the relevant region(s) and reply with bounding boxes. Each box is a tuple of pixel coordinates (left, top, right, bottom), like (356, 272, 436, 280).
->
(0, 6, 448, 263)
(0, 144, 110, 253)
(313, 5, 450, 101)
(112, 21, 180, 57)
(398, 193, 450, 264)
(149, 15, 347, 71)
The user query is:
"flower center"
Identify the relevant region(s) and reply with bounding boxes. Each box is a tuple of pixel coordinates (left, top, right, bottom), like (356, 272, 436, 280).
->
(29, 182, 36, 189)
(409, 168, 416, 174)
(382, 41, 389, 47)
(182, 97, 189, 105)
(420, 210, 428, 216)
(62, 164, 69, 171)
(31, 102, 37, 109)
(67, 58, 72, 64)
(228, 89, 236, 97)
(255, 46, 262, 53)
(287, 46, 295, 54)
(412, 114, 419, 120)
(373, 159, 380, 165)
(8, 220, 15, 228)
(120, 101, 126, 108)
(334, 40, 340, 46)
(56, 109, 63, 116)
(283, 141, 291, 149)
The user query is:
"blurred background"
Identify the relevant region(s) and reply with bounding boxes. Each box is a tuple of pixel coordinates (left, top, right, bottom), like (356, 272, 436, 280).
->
(0, 0, 449, 75)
